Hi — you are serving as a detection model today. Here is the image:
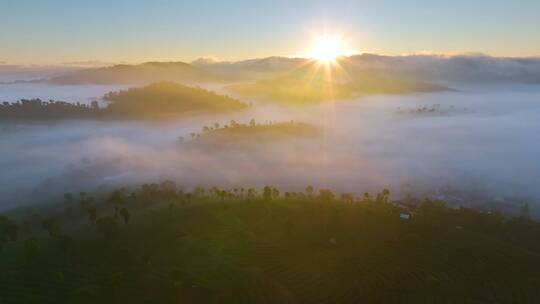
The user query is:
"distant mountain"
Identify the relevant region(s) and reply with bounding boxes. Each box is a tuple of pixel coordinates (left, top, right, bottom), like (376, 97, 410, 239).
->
(192, 56, 308, 80)
(47, 54, 540, 86)
(0, 65, 80, 83)
(50, 61, 219, 85)
(197, 54, 540, 84)
(338, 54, 540, 84)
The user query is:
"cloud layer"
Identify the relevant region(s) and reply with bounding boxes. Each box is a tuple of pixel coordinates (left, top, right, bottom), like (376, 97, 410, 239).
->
(1, 85, 540, 213)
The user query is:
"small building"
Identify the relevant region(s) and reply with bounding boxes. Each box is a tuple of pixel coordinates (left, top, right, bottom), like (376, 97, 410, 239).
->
(399, 212, 411, 220)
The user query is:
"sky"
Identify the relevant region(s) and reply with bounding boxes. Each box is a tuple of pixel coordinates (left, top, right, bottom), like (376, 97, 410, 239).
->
(1, 0, 539, 65)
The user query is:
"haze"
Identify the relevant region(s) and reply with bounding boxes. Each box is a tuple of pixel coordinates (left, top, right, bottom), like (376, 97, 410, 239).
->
(1, 0, 540, 218)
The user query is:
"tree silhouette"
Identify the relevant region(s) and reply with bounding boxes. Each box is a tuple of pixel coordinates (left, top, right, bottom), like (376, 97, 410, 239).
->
(42, 218, 62, 237)
(271, 187, 280, 199)
(305, 185, 314, 198)
(319, 189, 335, 202)
(382, 188, 390, 203)
(362, 192, 372, 203)
(119, 208, 130, 224)
(108, 189, 126, 218)
(263, 186, 273, 201)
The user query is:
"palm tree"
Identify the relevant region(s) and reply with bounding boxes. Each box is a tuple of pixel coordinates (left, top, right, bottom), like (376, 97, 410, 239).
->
(108, 189, 126, 218)
(319, 189, 335, 202)
(271, 187, 280, 199)
(218, 190, 227, 202)
(119, 208, 130, 224)
(263, 186, 273, 201)
(382, 188, 390, 203)
(247, 188, 257, 199)
(305, 185, 314, 198)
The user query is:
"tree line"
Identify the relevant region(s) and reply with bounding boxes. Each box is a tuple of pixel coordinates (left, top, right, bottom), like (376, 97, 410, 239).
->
(2, 182, 538, 254)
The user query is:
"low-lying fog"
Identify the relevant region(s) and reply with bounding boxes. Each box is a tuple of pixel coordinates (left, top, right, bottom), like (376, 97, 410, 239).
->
(0, 83, 133, 105)
(1, 83, 540, 214)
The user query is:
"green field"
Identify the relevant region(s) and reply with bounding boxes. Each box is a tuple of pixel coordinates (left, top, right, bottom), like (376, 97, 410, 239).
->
(1, 185, 539, 303)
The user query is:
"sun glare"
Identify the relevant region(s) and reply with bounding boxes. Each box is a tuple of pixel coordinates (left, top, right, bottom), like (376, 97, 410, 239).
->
(309, 35, 346, 63)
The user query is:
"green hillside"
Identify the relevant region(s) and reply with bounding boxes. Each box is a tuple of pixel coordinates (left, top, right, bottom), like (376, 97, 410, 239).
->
(1, 185, 539, 303)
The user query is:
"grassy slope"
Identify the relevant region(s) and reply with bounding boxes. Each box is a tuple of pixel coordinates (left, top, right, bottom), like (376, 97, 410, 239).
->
(1, 192, 540, 303)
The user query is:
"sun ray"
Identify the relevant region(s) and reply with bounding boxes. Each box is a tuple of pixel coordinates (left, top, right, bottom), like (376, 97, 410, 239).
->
(309, 35, 346, 63)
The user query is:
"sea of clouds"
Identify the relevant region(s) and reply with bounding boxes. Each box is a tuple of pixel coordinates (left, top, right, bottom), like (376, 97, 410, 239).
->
(1, 83, 539, 213)
(1, 58, 540, 215)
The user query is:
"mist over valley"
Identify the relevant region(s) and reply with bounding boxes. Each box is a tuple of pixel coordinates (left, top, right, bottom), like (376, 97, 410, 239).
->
(2, 62, 539, 217)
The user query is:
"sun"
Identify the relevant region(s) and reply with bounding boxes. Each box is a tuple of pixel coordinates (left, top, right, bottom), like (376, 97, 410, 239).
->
(309, 35, 346, 63)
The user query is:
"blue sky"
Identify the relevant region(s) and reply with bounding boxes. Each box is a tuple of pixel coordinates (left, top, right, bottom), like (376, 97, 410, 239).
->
(1, 0, 539, 64)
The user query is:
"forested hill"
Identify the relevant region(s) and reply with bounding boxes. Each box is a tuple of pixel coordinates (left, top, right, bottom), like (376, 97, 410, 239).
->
(1, 184, 539, 303)
(0, 82, 247, 121)
(179, 120, 320, 146)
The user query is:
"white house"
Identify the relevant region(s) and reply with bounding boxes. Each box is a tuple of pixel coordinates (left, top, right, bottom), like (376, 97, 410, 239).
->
(400, 212, 411, 220)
